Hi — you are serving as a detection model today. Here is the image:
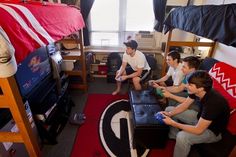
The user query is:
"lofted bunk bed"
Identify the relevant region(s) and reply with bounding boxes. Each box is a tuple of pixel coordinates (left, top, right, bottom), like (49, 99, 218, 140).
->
(0, 1, 85, 156)
(161, 3, 236, 157)
(161, 3, 236, 76)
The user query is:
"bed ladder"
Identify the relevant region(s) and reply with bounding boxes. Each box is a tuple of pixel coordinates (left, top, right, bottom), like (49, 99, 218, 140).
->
(0, 76, 40, 157)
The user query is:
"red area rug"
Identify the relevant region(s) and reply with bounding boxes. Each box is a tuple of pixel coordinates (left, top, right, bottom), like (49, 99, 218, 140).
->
(70, 94, 175, 157)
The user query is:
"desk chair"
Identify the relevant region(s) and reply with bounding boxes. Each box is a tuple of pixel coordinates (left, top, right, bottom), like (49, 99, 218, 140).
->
(141, 55, 157, 84)
(107, 52, 122, 83)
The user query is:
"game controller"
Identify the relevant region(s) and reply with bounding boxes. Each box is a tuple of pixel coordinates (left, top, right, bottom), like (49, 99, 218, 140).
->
(115, 76, 122, 82)
(155, 112, 165, 124)
(155, 88, 164, 98)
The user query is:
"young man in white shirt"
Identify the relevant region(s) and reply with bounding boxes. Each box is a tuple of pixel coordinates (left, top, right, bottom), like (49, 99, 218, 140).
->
(149, 50, 184, 87)
(157, 56, 201, 108)
(112, 40, 150, 95)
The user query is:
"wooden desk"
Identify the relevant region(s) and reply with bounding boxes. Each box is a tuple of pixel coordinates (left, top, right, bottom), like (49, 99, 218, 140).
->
(85, 47, 163, 78)
(84, 47, 162, 54)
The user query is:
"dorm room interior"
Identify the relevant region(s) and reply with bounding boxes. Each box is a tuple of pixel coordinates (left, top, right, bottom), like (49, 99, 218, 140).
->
(0, 0, 235, 157)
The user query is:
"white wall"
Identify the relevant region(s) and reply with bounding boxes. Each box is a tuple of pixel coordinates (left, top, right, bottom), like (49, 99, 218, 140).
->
(193, 0, 204, 5)
(171, 29, 195, 41)
(159, 29, 195, 45)
(204, 0, 236, 4)
(202, 0, 223, 4)
(213, 44, 236, 67)
(167, 0, 188, 6)
(225, 0, 236, 3)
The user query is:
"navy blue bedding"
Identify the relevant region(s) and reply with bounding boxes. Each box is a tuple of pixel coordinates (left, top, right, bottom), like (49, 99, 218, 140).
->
(163, 4, 236, 48)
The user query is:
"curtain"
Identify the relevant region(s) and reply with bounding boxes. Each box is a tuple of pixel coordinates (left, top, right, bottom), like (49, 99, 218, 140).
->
(153, 0, 167, 32)
(80, 0, 94, 46)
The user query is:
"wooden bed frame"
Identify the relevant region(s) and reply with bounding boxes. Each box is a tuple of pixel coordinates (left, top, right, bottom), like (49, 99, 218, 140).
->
(161, 30, 216, 76)
(0, 30, 87, 157)
(0, 2, 86, 156)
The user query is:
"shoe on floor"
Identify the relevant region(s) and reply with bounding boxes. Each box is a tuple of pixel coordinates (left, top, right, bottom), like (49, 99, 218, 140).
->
(69, 113, 86, 125)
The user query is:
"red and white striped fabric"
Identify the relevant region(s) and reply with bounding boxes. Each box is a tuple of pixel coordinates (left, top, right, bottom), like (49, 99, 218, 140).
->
(209, 62, 236, 135)
(0, 1, 84, 63)
(209, 62, 236, 101)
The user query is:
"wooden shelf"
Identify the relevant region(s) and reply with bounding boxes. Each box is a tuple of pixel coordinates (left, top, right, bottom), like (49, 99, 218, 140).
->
(91, 74, 107, 78)
(64, 70, 83, 76)
(62, 51, 82, 60)
(90, 63, 108, 79)
(60, 38, 81, 44)
(59, 30, 87, 91)
(68, 84, 88, 89)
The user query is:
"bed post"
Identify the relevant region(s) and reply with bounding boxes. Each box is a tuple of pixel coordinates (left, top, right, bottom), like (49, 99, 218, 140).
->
(161, 30, 172, 76)
(0, 76, 40, 157)
(207, 41, 216, 57)
(161, 29, 216, 77)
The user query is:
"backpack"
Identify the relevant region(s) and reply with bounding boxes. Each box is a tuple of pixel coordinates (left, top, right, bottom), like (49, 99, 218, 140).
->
(107, 52, 122, 72)
(107, 52, 122, 83)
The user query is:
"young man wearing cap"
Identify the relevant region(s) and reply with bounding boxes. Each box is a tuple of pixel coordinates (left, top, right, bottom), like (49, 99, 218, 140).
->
(112, 40, 151, 95)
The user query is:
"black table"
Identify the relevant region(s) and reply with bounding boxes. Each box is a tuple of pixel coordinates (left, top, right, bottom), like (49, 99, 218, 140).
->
(129, 90, 169, 148)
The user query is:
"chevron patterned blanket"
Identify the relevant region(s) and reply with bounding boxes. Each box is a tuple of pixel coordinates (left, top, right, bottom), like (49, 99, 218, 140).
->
(209, 62, 236, 135)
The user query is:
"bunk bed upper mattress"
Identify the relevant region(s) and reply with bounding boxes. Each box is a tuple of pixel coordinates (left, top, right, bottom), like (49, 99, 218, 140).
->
(0, 1, 84, 63)
(163, 4, 236, 48)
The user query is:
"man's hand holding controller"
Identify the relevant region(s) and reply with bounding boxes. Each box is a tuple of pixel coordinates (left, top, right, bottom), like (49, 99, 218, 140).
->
(115, 71, 122, 81)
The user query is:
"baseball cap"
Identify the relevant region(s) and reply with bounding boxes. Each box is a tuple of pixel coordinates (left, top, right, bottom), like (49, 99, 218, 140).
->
(123, 40, 138, 49)
(0, 33, 17, 78)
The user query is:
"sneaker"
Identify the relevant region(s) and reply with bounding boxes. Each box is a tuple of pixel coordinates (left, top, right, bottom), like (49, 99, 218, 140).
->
(69, 113, 86, 125)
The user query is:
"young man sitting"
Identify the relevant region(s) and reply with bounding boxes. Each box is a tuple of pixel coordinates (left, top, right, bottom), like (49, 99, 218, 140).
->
(153, 56, 200, 109)
(112, 40, 150, 95)
(160, 70, 230, 157)
(149, 50, 184, 87)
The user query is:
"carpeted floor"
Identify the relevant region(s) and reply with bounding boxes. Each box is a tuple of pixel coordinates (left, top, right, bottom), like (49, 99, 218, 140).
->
(70, 94, 175, 157)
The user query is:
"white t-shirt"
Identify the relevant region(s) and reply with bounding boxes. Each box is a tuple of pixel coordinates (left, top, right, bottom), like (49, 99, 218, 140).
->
(123, 50, 150, 71)
(166, 63, 184, 86)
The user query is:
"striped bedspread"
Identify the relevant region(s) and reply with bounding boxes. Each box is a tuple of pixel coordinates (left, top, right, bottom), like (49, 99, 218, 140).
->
(0, 1, 84, 63)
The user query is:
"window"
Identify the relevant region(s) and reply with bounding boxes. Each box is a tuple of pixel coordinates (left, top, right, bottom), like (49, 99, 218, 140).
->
(90, 0, 154, 47)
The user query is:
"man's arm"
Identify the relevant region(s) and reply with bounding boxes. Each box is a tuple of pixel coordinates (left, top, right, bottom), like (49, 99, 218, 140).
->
(163, 97, 194, 117)
(163, 89, 187, 103)
(149, 75, 169, 83)
(156, 74, 169, 83)
(166, 83, 186, 93)
(125, 67, 143, 79)
(116, 62, 127, 78)
(165, 116, 212, 135)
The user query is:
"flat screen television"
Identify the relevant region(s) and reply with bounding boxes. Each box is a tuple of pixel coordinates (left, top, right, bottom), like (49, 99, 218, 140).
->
(15, 46, 51, 98)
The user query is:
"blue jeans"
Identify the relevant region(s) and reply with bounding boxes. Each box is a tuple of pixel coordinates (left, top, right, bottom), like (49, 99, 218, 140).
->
(165, 106, 222, 157)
